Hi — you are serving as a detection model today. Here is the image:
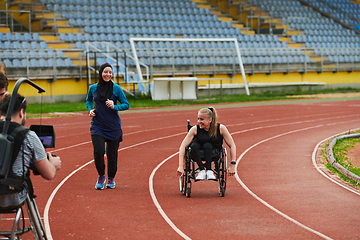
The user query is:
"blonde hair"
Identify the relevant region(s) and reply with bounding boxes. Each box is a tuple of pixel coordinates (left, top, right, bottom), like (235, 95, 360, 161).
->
(198, 106, 218, 137)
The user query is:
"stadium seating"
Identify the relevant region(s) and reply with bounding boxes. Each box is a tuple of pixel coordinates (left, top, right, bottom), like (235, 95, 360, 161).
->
(2, 0, 360, 72)
(35, 0, 301, 67)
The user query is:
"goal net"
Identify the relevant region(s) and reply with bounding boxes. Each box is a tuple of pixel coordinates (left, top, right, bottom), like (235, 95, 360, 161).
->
(129, 37, 250, 95)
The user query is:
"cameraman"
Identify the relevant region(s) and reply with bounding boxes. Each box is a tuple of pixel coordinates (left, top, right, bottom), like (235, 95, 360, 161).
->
(0, 94, 61, 210)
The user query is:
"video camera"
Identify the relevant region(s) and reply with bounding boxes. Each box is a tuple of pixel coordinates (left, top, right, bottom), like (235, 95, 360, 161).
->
(29, 125, 56, 175)
(29, 125, 55, 148)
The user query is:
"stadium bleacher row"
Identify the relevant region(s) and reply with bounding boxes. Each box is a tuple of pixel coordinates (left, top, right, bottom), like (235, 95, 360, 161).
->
(0, 41, 48, 50)
(0, 31, 75, 68)
(0, 32, 42, 41)
(42, 0, 198, 8)
(0, 47, 75, 68)
(48, 4, 208, 15)
(3, 58, 75, 68)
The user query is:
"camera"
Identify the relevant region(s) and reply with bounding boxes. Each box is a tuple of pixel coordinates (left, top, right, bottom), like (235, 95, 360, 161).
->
(29, 125, 56, 175)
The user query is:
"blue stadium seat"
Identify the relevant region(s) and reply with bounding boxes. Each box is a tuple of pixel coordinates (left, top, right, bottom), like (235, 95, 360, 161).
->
(4, 41, 13, 49)
(56, 58, 65, 67)
(64, 58, 75, 66)
(75, 41, 83, 49)
(3, 50, 12, 59)
(39, 58, 50, 67)
(68, 33, 76, 41)
(31, 41, 40, 49)
(29, 50, 39, 58)
(33, 33, 41, 41)
(55, 50, 65, 58)
(3, 59, 13, 68)
(14, 33, 23, 41)
(13, 41, 22, 49)
(59, 33, 68, 41)
(13, 59, 23, 67)
(5, 33, 13, 40)
(38, 50, 48, 58)
(29, 59, 38, 67)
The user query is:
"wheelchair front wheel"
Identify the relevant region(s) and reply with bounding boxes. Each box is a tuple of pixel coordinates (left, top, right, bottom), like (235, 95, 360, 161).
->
(185, 172, 192, 198)
(218, 157, 227, 197)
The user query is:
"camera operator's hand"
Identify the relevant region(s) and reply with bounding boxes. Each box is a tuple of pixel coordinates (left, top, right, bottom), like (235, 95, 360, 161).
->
(33, 153, 61, 180)
(47, 152, 61, 171)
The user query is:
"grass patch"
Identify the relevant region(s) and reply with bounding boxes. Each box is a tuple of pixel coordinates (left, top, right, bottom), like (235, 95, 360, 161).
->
(332, 136, 360, 177)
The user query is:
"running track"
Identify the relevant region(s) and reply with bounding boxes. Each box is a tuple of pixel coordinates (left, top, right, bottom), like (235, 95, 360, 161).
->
(6, 97, 360, 239)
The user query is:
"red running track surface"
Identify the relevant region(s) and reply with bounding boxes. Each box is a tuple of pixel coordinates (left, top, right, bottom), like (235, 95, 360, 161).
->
(5, 98, 360, 239)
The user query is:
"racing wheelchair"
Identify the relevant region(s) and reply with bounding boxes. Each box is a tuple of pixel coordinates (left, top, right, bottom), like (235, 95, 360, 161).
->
(179, 120, 227, 197)
(0, 193, 47, 240)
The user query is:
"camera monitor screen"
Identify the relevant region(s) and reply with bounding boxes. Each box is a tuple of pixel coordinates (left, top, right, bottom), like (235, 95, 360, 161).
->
(29, 125, 55, 148)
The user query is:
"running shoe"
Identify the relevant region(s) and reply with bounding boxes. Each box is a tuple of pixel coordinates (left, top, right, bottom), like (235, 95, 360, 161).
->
(207, 170, 216, 180)
(106, 177, 115, 189)
(196, 170, 207, 180)
(95, 175, 106, 190)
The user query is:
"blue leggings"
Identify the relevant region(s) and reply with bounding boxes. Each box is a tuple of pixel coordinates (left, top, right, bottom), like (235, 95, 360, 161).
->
(190, 141, 213, 171)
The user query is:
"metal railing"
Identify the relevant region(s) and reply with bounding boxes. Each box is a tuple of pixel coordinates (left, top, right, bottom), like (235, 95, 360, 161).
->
(0, 9, 31, 32)
(1, 47, 360, 81)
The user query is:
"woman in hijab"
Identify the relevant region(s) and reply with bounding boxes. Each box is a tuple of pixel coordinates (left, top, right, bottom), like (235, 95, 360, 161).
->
(86, 62, 129, 189)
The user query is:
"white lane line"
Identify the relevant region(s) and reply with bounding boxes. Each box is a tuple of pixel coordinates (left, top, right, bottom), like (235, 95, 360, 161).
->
(44, 160, 93, 239)
(149, 152, 191, 240)
(44, 132, 185, 240)
(44, 117, 360, 239)
(234, 125, 333, 240)
(312, 131, 360, 196)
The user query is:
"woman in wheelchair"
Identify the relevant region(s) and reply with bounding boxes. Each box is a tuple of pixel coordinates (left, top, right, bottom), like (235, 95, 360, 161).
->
(177, 107, 236, 180)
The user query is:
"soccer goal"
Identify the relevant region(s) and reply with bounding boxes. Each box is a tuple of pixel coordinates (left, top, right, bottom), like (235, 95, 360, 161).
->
(129, 37, 250, 95)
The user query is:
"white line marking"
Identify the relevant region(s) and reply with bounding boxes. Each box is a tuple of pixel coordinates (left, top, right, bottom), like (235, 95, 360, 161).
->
(44, 160, 93, 239)
(44, 116, 360, 239)
(44, 132, 185, 240)
(234, 125, 333, 240)
(149, 152, 191, 240)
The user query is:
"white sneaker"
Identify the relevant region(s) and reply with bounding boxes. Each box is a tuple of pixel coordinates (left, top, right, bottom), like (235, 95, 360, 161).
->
(196, 170, 207, 180)
(207, 170, 216, 180)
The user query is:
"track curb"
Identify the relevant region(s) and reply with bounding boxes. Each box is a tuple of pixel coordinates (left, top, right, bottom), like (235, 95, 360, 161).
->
(327, 133, 360, 184)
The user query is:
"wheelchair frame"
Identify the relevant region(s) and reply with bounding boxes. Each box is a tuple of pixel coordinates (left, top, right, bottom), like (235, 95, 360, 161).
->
(179, 120, 228, 197)
(0, 193, 48, 240)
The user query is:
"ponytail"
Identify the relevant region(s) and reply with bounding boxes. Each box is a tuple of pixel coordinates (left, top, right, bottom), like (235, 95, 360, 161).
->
(199, 106, 217, 138)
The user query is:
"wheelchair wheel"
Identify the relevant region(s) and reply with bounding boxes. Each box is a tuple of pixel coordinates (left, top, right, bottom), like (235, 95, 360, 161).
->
(218, 150, 227, 197)
(185, 185, 191, 197)
(25, 196, 47, 240)
(219, 177, 226, 197)
(185, 165, 193, 198)
(181, 170, 192, 197)
(179, 175, 184, 193)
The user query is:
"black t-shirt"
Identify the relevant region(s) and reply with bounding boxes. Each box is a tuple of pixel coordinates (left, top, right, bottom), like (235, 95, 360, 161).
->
(193, 123, 223, 149)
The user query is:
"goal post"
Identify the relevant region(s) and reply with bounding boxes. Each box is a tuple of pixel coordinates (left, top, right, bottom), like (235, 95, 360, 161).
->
(129, 37, 250, 95)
